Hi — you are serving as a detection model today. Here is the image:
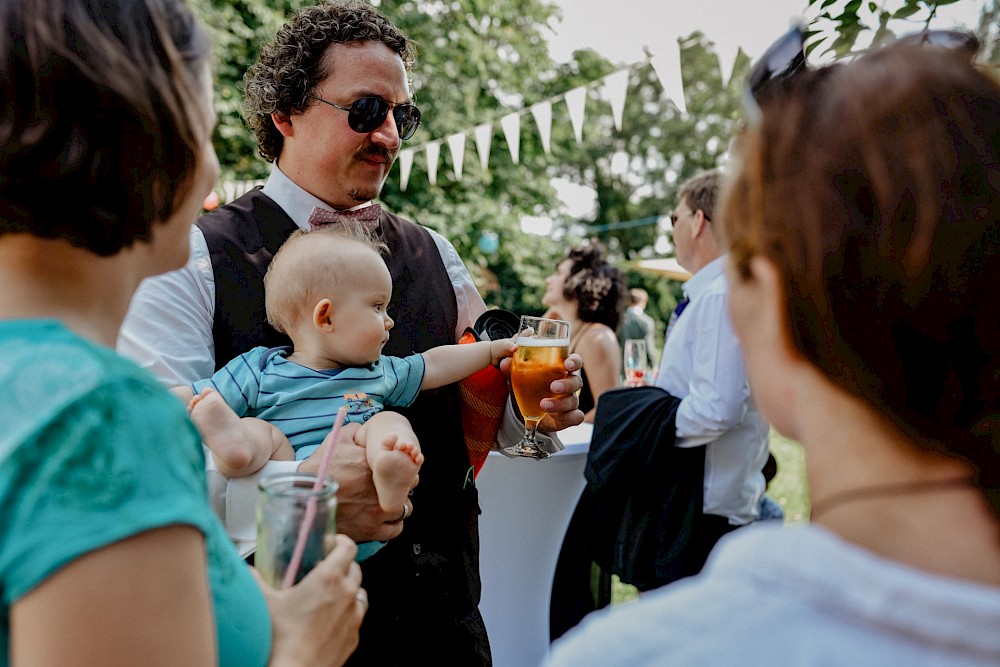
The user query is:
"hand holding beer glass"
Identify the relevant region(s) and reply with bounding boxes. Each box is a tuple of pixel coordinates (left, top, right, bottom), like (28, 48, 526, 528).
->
(506, 315, 570, 459)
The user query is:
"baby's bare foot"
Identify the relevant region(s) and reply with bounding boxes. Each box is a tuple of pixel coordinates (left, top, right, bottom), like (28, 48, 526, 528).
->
(372, 438, 422, 514)
(189, 389, 255, 474)
(394, 439, 425, 466)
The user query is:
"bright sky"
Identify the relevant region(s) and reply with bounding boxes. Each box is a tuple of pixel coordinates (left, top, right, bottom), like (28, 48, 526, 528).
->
(546, 0, 987, 68)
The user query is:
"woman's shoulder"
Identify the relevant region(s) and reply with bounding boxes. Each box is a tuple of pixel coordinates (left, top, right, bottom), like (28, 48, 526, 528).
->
(577, 323, 620, 353)
(0, 320, 180, 420)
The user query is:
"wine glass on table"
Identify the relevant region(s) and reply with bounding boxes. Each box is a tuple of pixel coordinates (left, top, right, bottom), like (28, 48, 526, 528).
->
(623, 339, 651, 387)
(505, 315, 570, 459)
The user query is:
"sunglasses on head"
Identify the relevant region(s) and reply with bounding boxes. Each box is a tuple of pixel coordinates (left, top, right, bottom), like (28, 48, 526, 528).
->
(742, 22, 807, 126)
(308, 94, 422, 141)
(743, 24, 980, 124)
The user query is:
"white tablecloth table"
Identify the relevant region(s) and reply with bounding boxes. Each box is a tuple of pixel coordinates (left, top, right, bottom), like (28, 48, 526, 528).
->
(477, 423, 593, 667)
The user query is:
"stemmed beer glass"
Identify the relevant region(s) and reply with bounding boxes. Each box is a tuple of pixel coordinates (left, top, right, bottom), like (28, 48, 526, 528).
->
(506, 315, 570, 459)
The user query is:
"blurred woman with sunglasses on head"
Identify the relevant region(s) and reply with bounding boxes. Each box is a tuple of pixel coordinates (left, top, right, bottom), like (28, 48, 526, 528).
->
(0, 0, 365, 664)
(548, 32, 1000, 667)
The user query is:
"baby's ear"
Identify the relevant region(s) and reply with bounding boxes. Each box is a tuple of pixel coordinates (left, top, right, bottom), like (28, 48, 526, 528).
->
(313, 299, 335, 332)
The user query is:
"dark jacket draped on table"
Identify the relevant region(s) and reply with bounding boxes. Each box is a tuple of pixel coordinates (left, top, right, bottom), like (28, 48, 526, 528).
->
(584, 385, 704, 590)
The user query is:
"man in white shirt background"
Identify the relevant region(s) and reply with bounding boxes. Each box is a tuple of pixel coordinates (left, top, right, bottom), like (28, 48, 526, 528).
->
(655, 168, 770, 577)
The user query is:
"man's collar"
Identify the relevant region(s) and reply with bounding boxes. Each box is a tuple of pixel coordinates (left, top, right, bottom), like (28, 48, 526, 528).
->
(261, 162, 376, 230)
(682, 255, 727, 300)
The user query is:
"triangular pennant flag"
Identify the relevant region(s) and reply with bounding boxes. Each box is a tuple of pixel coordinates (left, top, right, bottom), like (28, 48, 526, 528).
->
(500, 112, 520, 165)
(474, 123, 492, 172)
(399, 148, 414, 192)
(425, 141, 440, 186)
(529, 101, 553, 154)
(650, 44, 687, 115)
(714, 38, 741, 87)
(601, 69, 630, 132)
(447, 133, 467, 181)
(564, 86, 587, 145)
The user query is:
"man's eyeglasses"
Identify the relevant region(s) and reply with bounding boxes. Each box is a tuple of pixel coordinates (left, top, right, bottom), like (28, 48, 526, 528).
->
(743, 23, 980, 125)
(308, 94, 421, 141)
(669, 208, 708, 226)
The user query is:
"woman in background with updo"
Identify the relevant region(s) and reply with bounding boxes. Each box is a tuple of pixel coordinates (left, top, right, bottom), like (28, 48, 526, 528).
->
(542, 243, 626, 422)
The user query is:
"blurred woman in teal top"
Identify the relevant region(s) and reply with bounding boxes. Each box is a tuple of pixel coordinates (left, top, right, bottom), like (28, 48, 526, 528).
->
(0, 0, 365, 664)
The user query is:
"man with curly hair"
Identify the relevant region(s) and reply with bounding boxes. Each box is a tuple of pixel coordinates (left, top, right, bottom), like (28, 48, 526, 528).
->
(118, 1, 584, 664)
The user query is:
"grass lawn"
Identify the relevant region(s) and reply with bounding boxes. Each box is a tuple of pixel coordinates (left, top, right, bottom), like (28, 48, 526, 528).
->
(611, 429, 809, 604)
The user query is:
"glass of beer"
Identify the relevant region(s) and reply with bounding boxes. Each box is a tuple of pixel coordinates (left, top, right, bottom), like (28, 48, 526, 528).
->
(623, 339, 651, 386)
(507, 315, 570, 459)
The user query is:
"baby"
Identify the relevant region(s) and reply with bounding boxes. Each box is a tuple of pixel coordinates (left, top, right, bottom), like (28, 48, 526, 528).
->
(172, 224, 514, 536)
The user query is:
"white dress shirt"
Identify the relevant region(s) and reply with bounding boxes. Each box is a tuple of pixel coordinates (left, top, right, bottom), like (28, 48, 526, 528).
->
(118, 164, 557, 553)
(655, 256, 769, 524)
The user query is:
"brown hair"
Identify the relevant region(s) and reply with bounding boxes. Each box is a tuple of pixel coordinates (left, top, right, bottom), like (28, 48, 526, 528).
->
(678, 169, 723, 222)
(561, 243, 627, 331)
(0, 0, 211, 255)
(264, 222, 389, 333)
(243, 0, 415, 162)
(721, 44, 1000, 517)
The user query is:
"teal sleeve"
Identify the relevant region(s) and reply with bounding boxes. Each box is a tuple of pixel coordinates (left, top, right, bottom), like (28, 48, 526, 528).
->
(190, 347, 264, 416)
(0, 377, 270, 666)
(382, 354, 426, 407)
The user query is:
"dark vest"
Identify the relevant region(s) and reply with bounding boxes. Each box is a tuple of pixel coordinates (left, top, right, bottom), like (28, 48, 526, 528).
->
(197, 189, 488, 664)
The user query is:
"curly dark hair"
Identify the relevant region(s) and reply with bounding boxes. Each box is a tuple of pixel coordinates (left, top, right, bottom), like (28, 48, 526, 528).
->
(561, 243, 627, 331)
(0, 0, 211, 255)
(243, 0, 416, 163)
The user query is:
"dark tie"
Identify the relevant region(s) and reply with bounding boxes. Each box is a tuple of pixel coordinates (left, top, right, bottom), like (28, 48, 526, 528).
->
(665, 297, 690, 340)
(307, 203, 382, 230)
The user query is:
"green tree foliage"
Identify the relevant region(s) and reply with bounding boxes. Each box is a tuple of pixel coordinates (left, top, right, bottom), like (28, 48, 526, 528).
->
(535, 33, 748, 333)
(808, 0, 989, 56)
(373, 0, 568, 316)
(190, 0, 312, 179)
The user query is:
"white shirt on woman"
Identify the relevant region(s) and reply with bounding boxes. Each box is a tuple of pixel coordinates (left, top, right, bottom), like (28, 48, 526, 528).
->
(547, 522, 1000, 666)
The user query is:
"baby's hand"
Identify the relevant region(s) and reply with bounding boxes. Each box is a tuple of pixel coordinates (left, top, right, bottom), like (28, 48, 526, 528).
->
(489, 338, 517, 367)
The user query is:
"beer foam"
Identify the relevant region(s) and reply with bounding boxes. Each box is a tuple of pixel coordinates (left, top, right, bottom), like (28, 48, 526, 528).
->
(515, 337, 570, 347)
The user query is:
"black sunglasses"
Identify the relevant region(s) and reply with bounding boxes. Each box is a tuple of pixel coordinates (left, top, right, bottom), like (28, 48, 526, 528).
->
(744, 24, 980, 124)
(307, 94, 422, 141)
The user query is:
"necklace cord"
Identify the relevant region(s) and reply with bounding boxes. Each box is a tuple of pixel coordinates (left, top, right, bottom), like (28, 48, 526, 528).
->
(809, 477, 971, 520)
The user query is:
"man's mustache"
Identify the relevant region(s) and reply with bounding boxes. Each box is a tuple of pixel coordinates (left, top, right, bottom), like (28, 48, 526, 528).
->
(356, 145, 394, 163)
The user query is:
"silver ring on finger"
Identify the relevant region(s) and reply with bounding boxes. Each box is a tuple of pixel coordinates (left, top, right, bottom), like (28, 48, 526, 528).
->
(355, 590, 368, 611)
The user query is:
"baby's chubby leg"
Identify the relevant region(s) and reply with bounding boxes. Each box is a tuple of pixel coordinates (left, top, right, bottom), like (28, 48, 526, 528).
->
(356, 411, 423, 515)
(189, 388, 294, 477)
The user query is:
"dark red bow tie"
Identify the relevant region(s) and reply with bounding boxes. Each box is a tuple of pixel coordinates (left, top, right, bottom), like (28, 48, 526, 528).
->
(307, 204, 382, 230)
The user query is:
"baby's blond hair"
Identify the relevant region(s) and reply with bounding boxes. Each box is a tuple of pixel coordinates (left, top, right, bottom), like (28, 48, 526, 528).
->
(264, 221, 389, 334)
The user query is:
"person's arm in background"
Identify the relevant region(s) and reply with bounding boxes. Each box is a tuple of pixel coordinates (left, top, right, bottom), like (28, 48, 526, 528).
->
(673, 290, 750, 448)
(118, 227, 405, 546)
(574, 325, 622, 423)
(428, 229, 584, 451)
